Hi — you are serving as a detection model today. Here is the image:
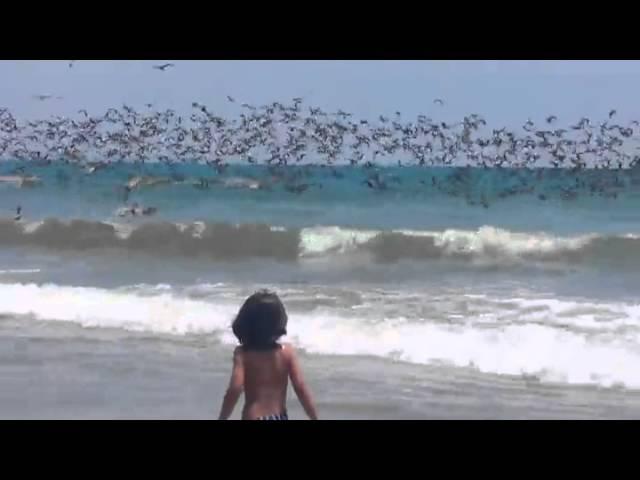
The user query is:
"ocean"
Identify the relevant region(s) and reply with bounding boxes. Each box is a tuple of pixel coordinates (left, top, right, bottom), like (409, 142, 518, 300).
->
(2, 161, 640, 419)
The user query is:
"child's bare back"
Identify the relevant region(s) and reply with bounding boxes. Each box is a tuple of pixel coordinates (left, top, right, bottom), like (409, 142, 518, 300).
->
(241, 343, 289, 419)
(218, 291, 318, 420)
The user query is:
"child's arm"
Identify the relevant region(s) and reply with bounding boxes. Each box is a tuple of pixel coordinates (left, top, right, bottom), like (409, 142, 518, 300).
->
(287, 346, 319, 420)
(218, 347, 245, 420)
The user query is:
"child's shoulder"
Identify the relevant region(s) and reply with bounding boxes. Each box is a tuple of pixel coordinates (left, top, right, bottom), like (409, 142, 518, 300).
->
(232, 346, 245, 360)
(278, 342, 297, 359)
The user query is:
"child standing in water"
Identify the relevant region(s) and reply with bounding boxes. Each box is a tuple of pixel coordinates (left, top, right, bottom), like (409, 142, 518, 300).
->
(218, 290, 319, 420)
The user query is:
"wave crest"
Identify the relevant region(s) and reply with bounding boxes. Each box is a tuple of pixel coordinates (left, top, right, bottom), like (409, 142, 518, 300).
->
(1, 219, 639, 266)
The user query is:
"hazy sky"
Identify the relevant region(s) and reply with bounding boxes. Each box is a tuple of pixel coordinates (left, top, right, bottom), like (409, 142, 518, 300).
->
(2, 60, 640, 127)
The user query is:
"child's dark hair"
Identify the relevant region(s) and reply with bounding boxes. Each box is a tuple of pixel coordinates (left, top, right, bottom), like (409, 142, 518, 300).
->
(232, 290, 288, 350)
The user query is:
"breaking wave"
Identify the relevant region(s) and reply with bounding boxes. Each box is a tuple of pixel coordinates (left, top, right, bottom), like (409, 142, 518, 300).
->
(1, 218, 640, 267)
(2, 282, 640, 389)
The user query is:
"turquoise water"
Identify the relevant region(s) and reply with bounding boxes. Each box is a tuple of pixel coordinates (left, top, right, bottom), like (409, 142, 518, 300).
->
(2, 162, 640, 234)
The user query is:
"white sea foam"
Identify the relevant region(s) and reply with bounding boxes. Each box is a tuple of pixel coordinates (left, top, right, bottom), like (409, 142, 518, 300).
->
(299, 225, 594, 259)
(0, 269, 41, 275)
(429, 226, 591, 256)
(299, 226, 378, 256)
(2, 282, 640, 389)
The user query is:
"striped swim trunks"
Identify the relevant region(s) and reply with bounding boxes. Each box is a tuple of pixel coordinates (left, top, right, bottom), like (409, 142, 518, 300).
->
(257, 411, 289, 420)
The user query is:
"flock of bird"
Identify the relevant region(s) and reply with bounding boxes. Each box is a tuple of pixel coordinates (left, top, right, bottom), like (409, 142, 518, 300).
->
(2, 62, 640, 208)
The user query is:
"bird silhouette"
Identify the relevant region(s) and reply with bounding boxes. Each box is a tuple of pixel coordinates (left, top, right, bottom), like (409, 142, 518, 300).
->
(152, 63, 175, 71)
(33, 94, 61, 101)
(1, 96, 638, 205)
